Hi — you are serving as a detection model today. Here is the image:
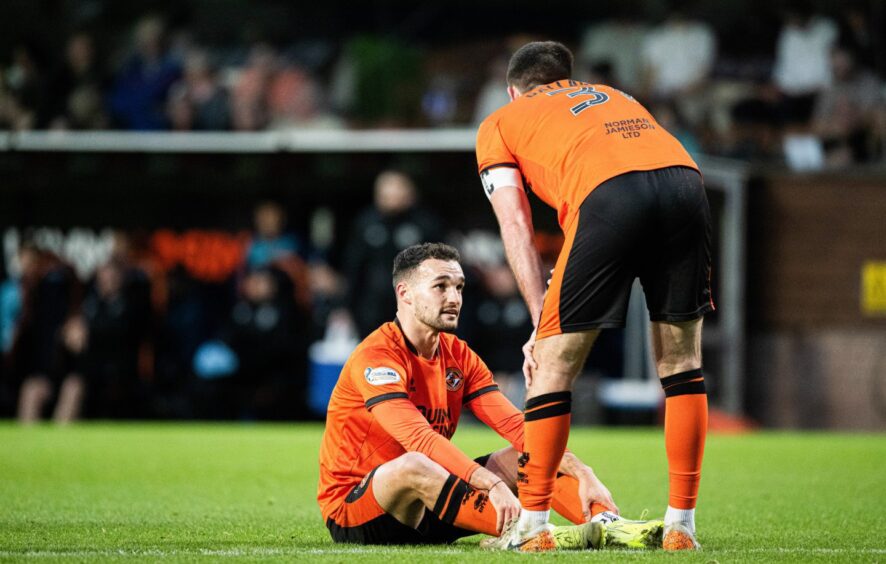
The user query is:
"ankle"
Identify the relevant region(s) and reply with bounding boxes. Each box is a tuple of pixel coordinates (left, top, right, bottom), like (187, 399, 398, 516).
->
(518, 509, 550, 534)
(664, 506, 696, 533)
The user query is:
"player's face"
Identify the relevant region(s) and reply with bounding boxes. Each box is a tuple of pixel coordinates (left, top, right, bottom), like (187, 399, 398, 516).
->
(409, 259, 465, 332)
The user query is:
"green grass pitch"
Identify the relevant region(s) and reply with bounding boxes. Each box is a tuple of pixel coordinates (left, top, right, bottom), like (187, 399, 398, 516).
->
(1, 423, 884, 563)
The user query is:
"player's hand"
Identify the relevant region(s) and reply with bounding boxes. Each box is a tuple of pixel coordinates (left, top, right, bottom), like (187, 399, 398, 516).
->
(576, 469, 619, 521)
(521, 328, 538, 388)
(487, 481, 521, 534)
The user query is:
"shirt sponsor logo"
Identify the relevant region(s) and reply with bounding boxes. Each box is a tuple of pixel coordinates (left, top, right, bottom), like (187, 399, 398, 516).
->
(445, 368, 464, 392)
(416, 405, 455, 438)
(604, 117, 656, 138)
(364, 367, 401, 386)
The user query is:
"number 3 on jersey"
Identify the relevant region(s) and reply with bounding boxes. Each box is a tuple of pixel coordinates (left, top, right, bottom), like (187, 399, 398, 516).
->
(546, 86, 609, 116)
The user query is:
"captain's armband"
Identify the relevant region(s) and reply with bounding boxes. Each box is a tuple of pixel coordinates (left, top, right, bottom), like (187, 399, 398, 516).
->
(480, 165, 524, 200)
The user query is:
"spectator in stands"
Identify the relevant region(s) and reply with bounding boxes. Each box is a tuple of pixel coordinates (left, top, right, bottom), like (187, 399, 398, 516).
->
(230, 43, 276, 131)
(13, 244, 82, 423)
(578, 8, 649, 92)
(80, 260, 152, 418)
(245, 201, 303, 269)
(267, 62, 340, 130)
(342, 170, 444, 337)
(41, 33, 108, 130)
(472, 54, 510, 125)
(199, 266, 308, 419)
(651, 101, 702, 156)
(836, 6, 880, 77)
(108, 16, 181, 130)
(244, 200, 312, 314)
(812, 46, 883, 167)
(640, 9, 717, 126)
(167, 48, 230, 131)
(1, 43, 46, 130)
(771, 4, 838, 125)
(470, 262, 533, 402)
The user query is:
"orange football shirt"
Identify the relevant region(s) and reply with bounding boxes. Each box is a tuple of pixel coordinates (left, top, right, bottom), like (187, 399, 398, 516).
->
(476, 80, 698, 230)
(317, 321, 519, 521)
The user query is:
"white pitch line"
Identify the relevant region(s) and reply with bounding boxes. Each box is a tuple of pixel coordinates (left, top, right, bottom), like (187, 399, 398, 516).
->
(0, 547, 883, 557)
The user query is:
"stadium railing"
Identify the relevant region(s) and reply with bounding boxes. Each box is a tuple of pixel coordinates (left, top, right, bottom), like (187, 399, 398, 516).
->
(0, 129, 748, 416)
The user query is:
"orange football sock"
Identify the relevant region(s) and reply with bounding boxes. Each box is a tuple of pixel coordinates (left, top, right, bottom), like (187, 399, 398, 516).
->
(431, 475, 499, 536)
(519, 391, 572, 511)
(661, 369, 708, 510)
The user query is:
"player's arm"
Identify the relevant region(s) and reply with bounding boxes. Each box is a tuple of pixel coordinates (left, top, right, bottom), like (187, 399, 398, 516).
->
(466, 387, 524, 451)
(470, 390, 617, 512)
(476, 118, 546, 325)
(488, 185, 546, 324)
(369, 399, 507, 491)
(557, 450, 619, 516)
(489, 184, 547, 382)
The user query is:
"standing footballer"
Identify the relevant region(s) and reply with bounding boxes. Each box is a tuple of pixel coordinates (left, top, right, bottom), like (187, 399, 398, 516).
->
(476, 41, 713, 551)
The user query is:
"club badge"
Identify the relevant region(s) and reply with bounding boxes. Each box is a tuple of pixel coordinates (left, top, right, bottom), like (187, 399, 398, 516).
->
(445, 367, 464, 392)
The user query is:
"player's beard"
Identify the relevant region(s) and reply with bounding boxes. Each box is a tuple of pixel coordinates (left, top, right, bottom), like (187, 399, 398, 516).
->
(415, 303, 459, 332)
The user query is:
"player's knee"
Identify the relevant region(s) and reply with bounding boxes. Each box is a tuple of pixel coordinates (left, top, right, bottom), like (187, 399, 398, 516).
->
(534, 332, 597, 377)
(392, 453, 448, 499)
(655, 345, 701, 377)
(396, 453, 444, 484)
(652, 323, 702, 376)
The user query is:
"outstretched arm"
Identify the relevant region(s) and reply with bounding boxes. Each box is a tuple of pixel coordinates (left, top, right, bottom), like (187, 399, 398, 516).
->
(371, 398, 522, 530)
(371, 398, 505, 490)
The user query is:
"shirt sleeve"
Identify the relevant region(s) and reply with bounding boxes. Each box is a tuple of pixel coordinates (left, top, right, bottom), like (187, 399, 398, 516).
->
(459, 342, 525, 451)
(371, 399, 481, 483)
(476, 116, 518, 174)
(476, 117, 524, 200)
(469, 390, 524, 452)
(349, 347, 410, 410)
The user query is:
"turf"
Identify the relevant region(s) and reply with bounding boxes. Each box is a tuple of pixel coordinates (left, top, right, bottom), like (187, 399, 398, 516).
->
(0, 423, 884, 563)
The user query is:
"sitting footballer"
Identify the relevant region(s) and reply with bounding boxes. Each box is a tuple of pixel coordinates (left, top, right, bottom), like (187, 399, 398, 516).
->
(317, 242, 663, 551)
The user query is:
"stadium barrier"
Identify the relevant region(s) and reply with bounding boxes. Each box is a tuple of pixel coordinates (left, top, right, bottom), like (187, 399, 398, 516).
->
(0, 129, 749, 417)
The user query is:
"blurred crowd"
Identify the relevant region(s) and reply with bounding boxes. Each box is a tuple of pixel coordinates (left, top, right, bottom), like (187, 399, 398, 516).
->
(0, 171, 542, 423)
(1, 3, 883, 168)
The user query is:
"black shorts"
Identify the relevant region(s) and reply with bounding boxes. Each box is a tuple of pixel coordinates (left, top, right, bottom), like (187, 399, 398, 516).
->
(325, 454, 493, 545)
(537, 166, 714, 337)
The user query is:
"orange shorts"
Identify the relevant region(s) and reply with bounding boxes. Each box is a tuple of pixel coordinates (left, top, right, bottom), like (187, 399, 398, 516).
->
(325, 469, 387, 531)
(324, 467, 477, 545)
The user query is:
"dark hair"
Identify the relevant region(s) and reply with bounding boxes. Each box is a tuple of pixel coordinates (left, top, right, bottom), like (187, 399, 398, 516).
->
(507, 41, 573, 92)
(392, 243, 461, 286)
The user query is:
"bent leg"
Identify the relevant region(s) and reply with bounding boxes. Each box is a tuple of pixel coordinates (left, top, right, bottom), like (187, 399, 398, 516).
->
(651, 319, 707, 532)
(371, 452, 449, 528)
(374, 452, 501, 538)
(517, 331, 597, 530)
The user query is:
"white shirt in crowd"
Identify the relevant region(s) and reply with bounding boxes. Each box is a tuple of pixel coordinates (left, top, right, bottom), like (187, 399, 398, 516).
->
(579, 21, 650, 92)
(642, 19, 717, 97)
(773, 16, 838, 96)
